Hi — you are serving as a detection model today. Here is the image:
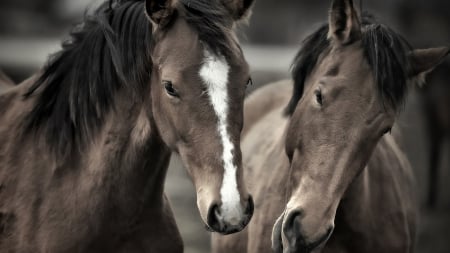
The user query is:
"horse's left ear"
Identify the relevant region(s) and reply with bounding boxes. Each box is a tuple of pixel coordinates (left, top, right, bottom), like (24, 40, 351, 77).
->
(222, 0, 254, 20)
(409, 47, 450, 78)
(328, 0, 361, 45)
(145, 0, 175, 27)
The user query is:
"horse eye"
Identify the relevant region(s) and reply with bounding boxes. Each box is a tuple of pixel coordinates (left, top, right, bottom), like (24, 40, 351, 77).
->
(163, 81, 178, 97)
(314, 89, 323, 106)
(383, 127, 392, 135)
(246, 77, 253, 87)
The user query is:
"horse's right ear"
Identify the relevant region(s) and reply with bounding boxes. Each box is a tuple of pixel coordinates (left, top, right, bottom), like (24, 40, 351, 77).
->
(328, 0, 361, 45)
(222, 0, 255, 21)
(409, 47, 450, 78)
(145, 0, 175, 27)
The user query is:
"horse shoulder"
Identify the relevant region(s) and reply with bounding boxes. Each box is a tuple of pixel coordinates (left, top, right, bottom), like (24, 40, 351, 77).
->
(242, 79, 292, 137)
(242, 80, 292, 195)
(242, 106, 290, 253)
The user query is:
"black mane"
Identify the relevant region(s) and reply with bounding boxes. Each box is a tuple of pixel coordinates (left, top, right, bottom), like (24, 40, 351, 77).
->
(23, 0, 233, 157)
(286, 14, 412, 115)
(180, 0, 234, 57)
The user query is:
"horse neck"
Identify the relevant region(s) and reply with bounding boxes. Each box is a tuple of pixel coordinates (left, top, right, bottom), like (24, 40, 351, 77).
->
(336, 134, 416, 234)
(80, 91, 172, 209)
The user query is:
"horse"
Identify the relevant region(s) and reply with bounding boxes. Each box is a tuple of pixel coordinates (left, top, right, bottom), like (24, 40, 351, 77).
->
(419, 60, 450, 207)
(0, 0, 256, 252)
(212, 0, 449, 252)
(396, 0, 450, 208)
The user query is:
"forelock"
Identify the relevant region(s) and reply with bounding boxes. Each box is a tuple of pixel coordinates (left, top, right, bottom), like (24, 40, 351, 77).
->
(178, 0, 235, 58)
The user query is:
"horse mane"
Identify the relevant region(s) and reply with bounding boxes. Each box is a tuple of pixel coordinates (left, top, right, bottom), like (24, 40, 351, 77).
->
(180, 0, 234, 57)
(23, 0, 233, 157)
(285, 13, 412, 115)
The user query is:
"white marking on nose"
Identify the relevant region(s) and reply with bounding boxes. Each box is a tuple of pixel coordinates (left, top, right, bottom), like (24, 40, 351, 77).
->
(199, 49, 243, 226)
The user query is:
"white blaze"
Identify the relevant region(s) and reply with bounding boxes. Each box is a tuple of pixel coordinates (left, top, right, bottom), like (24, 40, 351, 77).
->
(199, 49, 242, 226)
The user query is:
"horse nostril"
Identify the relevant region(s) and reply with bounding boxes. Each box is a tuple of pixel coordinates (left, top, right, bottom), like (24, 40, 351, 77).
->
(245, 195, 254, 216)
(282, 210, 302, 242)
(282, 210, 334, 252)
(207, 203, 223, 232)
(206, 198, 253, 234)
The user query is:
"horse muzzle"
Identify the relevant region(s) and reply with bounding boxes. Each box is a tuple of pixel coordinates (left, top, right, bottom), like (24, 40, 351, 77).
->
(206, 195, 254, 235)
(272, 211, 334, 253)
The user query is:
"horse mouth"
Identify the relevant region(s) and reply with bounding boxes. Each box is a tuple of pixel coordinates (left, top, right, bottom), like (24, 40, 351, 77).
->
(204, 213, 253, 235)
(204, 196, 254, 234)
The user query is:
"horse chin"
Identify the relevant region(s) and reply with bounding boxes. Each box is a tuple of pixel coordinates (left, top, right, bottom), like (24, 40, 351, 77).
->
(204, 223, 215, 232)
(196, 188, 254, 234)
(203, 221, 243, 234)
(204, 207, 253, 235)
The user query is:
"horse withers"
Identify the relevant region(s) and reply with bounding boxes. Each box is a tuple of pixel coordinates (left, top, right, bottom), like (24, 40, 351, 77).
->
(0, 0, 255, 252)
(212, 0, 449, 252)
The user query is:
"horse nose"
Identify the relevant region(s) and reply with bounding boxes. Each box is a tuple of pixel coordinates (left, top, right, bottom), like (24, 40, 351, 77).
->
(283, 210, 303, 245)
(283, 210, 334, 252)
(206, 196, 254, 235)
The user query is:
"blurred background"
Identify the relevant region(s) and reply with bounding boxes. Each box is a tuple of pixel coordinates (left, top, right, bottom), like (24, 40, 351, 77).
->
(0, 0, 449, 252)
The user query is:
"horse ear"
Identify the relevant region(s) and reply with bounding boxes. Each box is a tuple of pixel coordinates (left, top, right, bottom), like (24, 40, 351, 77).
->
(328, 0, 361, 44)
(222, 0, 255, 20)
(145, 0, 175, 27)
(409, 47, 450, 78)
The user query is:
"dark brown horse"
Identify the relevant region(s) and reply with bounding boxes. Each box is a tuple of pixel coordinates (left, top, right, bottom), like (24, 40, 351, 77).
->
(0, 0, 256, 252)
(212, 0, 449, 252)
